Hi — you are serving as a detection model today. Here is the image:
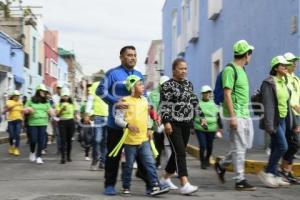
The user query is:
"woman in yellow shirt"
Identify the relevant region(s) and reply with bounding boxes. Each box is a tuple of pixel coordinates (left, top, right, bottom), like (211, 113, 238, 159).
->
(5, 90, 23, 156)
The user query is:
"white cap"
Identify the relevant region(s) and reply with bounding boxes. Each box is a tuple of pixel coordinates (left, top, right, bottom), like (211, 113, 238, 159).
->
(159, 76, 170, 85)
(284, 52, 300, 62)
(201, 85, 212, 93)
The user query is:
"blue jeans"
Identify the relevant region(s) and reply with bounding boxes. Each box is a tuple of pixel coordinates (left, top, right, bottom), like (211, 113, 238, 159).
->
(29, 126, 47, 157)
(122, 141, 159, 189)
(8, 120, 22, 147)
(265, 118, 288, 175)
(195, 130, 215, 163)
(92, 116, 107, 163)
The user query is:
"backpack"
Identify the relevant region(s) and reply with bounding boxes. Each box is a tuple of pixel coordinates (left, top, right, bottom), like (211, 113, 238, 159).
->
(213, 63, 238, 105)
(251, 89, 263, 116)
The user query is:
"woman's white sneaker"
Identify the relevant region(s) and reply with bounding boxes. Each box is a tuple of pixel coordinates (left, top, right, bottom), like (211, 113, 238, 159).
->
(36, 157, 44, 164)
(258, 171, 278, 188)
(160, 178, 179, 190)
(29, 153, 36, 162)
(180, 182, 199, 195)
(275, 177, 290, 187)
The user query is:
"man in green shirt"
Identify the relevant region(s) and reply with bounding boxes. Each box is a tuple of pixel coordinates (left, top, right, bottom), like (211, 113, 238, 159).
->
(215, 40, 256, 191)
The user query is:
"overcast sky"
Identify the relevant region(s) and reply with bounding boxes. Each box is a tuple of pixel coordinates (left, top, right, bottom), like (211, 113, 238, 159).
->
(20, 0, 164, 75)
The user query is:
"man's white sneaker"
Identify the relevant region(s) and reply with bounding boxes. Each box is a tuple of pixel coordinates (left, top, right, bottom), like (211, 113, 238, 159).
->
(36, 157, 44, 164)
(180, 182, 198, 195)
(85, 157, 90, 161)
(275, 177, 290, 187)
(160, 178, 179, 190)
(258, 171, 278, 188)
(29, 153, 36, 162)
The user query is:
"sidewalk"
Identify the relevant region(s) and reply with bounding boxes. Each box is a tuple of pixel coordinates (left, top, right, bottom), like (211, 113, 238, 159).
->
(187, 134, 300, 176)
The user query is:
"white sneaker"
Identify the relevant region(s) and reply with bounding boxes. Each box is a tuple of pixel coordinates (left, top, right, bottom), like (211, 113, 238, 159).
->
(258, 171, 278, 188)
(160, 178, 179, 190)
(265, 148, 271, 156)
(29, 153, 36, 162)
(275, 176, 290, 187)
(133, 162, 137, 169)
(85, 157, 91, 161)
(36, 157, 44, 164)
(180, 182, 199, 195)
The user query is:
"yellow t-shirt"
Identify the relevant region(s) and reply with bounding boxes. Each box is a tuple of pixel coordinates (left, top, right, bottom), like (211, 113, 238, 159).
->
(6, 100, 23, 121)
(123, 96, 149, 145)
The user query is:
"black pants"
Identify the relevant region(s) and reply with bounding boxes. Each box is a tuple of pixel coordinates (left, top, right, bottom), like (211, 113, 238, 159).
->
(59, 119, 75, 160)
(195, 131, 215, 164)
(104, 127, 150, 188)
(154, 132, 164, 167)
(85, 147, 90, 157)
(283, 130, 300, 164)
(165, 122, 191, 177)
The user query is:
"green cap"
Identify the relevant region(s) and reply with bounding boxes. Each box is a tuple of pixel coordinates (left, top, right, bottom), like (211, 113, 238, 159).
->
(36, 84, 47, 92)
(201, 85, 212, 93)
(11, 90, 21, 96)
(233, 40, 255, 55)
(125, 75, 142, 91)
(61, 88, 71, 96)
(271, 55, 291, 68)
(284, 52, 300, 62)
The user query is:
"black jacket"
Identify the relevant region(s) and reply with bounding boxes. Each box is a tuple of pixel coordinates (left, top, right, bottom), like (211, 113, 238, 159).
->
(259, 76, 298, 133)
(160, 78, 199, 125)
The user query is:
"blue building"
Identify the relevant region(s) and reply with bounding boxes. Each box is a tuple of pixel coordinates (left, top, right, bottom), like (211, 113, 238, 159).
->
(163, 0, 300, 146)
(0, 31, 24, 93)
(57, 55, 68, 88)
(0, 31, 24, 131)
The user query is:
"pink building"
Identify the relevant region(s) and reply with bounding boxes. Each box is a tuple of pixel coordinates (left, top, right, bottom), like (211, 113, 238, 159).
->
(144, 40, 163, 90)
(44, 30, 58, 90)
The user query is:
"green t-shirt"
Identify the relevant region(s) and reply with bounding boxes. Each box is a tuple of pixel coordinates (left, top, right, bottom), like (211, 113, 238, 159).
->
(26, 100, 51, 126)
(194, 100, 219, 132)
(222, 63, 250, 118)
(274, 76, 289, 118)
(287, 73, 300, 116)
(57, 102, 77, 120)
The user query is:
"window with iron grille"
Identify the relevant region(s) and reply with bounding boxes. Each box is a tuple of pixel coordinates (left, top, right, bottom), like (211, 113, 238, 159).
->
(38, 62, 42, 76)
(24, 53, 29, 68)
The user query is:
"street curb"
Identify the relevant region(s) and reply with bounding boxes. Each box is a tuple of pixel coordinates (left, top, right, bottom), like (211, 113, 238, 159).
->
(187, 144, 300, 176)
(0, 134, 27, 145)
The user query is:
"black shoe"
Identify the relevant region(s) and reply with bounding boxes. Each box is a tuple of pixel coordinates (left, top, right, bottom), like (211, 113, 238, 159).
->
(122, 188, 131, 196)
(235, 180, 256, 191)
(99, 161, 105, 170)
(67, 157, 72, 162)
(205, 159, 211, 168)
(287, 172, 300, 184)
(214, 157, 226, 184)
(60, 159, 65, 164)
(201, 162, 207, 170)
(149, 185, 170, 196)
